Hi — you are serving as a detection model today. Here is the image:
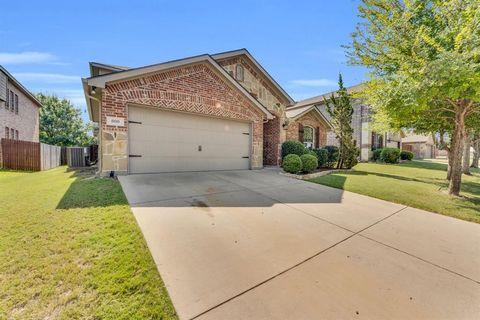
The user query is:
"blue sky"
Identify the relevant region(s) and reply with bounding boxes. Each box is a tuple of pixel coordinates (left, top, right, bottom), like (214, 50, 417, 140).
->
(0, 0, 365, 122)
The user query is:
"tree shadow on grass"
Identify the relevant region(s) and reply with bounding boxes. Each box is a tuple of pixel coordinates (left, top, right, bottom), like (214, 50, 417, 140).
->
(399, 160, 448, 172)
(347, 169, 480, 207)
(57, 169, 128, 209)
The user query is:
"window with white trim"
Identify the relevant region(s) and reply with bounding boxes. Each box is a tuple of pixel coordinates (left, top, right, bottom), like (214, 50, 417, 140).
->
(303, 126, 314, 149)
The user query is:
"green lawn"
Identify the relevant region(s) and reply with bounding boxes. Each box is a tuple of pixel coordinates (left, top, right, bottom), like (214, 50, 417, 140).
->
(309, 160, 480, 224)
(0, 167, 177, 320)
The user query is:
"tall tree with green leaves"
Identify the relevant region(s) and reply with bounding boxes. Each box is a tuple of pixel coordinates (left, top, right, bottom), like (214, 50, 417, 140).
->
(36, 93, 95, 146)
(325, 74, 360, 169)
(347, 0, 480, 196)
(471, 135, 480, 168)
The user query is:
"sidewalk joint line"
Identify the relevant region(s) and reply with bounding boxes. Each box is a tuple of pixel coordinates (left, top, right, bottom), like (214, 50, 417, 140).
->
(358, 234, 480, 285)
(190, 206, 408, 319)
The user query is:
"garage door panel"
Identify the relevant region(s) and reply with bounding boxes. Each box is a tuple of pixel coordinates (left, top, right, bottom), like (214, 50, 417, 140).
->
(128, 107, 251, 173)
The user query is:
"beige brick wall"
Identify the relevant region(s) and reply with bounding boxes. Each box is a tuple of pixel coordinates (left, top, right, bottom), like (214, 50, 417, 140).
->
(216, 55, 291, 165)
(0, 80, 39, 142)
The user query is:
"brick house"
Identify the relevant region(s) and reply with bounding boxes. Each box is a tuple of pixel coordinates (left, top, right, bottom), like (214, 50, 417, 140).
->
(82, 49, 396, 175)
(0, 66, 42, 163)
(286, 85, 402, 161)
(402, 133, 436, 159)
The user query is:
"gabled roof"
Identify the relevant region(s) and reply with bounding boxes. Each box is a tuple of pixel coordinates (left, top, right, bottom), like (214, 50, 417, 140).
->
(287, 84, 365, 110)
(211, 49, 295, 105)
(285, 104, 333, 129)
(83, 54, 274, 120)
(402, 134, 434, 144)
(0, 65, 42, 107)
(89, 62, 130, 77)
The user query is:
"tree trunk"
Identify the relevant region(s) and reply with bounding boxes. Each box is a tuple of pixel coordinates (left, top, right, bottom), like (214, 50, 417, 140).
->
(337, 142, 344, 169)
(471, 139, 480, 168)
(462, 134, 471, 175)
(447, 150, 452, 180)
(448, 104, 467, 196)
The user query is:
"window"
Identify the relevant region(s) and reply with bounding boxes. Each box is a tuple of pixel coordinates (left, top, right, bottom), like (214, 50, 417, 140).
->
(9, 90, 14, 112)
(15, 130, 19, 140)
(371, 132, 384, 150)
(5, 127, 9, 139)
(14, 94, 18, 114)
(303, 126, 314, 149)
(235, 64, 244, 82)
(5, 89, 9, 109)
(10, 128, 14, 139)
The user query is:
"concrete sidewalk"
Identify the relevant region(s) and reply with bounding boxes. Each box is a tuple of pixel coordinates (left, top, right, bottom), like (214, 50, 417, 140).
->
(119, 169, 480, 320)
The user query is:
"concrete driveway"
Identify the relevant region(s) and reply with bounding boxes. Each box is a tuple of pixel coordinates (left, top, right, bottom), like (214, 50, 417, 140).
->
(119, 169, 480, 320)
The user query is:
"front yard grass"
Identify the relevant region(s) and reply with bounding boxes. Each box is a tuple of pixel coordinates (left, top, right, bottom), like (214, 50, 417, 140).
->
(308, 160, 480, 224)
(0, 167, 177, 319)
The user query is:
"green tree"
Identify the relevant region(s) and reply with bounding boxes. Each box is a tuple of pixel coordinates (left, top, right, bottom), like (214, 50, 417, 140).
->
(324, 74, 360, 169)
(347, 0, 480, 196)
(36, 93, 95, 146)
(471, 134, 480, 168)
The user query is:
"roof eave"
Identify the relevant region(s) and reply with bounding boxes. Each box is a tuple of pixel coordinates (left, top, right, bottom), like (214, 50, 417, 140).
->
(286, 105, 333, 130)
(0, 65, 43, 108)
(85, 55, 274, 120)
(82, 78, 94, 122)
(211, 49, 295, 105)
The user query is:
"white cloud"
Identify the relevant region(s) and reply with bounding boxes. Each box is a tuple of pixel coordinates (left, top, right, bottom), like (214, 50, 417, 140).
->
(13, 72, 80, 84)
(36, 89, 86, 106)
(290, 79, 337, 87)
(0, 51, 56, 64)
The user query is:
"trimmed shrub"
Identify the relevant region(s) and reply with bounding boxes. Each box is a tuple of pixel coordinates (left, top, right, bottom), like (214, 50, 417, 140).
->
(281, 140, 307, 159)
(307, 150, 318, 158)
(380, 148, 401, 163)
(324, 145, 339, 168)
(312, 148, 328, 167)
(282, 154, 302, 173)
(400, 150, 414, 161)
(300, 154, 318, 173)
(372, 148, 383, 161)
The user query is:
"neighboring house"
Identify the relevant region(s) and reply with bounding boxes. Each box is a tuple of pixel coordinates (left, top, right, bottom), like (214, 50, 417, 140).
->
(0, 66, 42, 163)
(402, 134, 436, 159)
(82, 49, 399, 175)
(286, 85, 402, 161)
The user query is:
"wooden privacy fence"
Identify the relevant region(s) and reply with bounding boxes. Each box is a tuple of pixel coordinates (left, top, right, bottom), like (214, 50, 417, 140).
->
(1, 139, 41, 171)
(0, 139, 62, 171)
(66, 145, 99, 167)
(40, 143, 61, 170)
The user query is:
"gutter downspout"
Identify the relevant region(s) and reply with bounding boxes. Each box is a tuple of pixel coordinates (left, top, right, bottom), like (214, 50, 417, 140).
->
(85, 91, 102, 176)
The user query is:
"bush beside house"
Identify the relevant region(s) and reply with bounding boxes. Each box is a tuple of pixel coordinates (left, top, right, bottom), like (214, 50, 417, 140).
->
(324, 145, 339, 168)
(312, 148, 328, 168)
(400, 150, 414, 160)
(380, 148, 401, 163)
(281, 141, 342, 174)
(372, 148, 383, 161)
(281, 140, 307, 159)
(283, 154, 303, 173)
(300, 154, 318, 173)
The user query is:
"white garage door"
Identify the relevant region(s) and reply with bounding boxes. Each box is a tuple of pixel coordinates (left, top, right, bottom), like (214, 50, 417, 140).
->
(128, 106, 251, 174)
